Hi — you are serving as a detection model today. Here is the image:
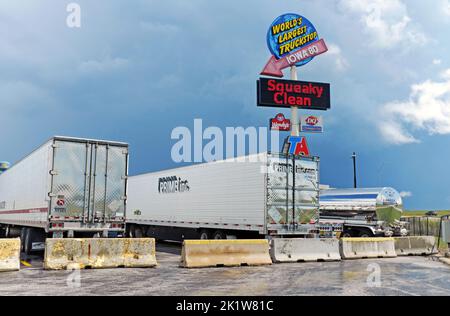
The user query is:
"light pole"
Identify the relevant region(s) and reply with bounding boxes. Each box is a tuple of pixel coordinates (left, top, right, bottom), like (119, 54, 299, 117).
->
(352, 152, 357, 189)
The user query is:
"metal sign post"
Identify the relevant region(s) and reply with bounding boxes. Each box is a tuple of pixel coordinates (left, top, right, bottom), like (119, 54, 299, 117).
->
(260, 13, 331, 155)
(290, 66, 299, 136)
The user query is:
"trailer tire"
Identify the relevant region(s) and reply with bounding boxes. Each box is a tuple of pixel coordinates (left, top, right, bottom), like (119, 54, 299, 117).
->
(0, 226, 5, 238)
(129, 225, 144, 238)
(20, 228, 27, 252)
(23, 228, 45, 255)
(357, 228, 374, 238)
(212, 230, 227, 240)
(342, 230, 353, 238)
(199, 230, 210, 240)
(23, 228, 32, 255)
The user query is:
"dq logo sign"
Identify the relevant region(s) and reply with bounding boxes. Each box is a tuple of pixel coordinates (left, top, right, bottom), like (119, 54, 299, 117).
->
(284, 136, 310, 156)
(305, 116, 319, 125)
(300, 115, 323, 133)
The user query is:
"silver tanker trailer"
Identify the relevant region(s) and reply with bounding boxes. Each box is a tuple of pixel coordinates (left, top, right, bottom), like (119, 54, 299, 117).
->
(319, 187, 408, 237)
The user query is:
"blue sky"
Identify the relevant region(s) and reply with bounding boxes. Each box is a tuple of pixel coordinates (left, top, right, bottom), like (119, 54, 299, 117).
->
(1, 0, 450, 210)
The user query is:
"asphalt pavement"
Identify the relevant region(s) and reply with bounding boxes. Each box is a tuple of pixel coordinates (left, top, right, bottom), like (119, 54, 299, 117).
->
(0, 242, 449, 296)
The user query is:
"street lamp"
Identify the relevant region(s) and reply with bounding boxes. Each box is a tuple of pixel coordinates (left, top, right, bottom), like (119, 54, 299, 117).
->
(352, 152, 357, 189)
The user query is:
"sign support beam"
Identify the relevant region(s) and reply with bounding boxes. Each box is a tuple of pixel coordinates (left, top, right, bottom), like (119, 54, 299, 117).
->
(290, 66, 299, 137)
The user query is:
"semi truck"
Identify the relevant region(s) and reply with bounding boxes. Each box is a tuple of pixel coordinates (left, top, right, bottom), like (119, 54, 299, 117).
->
(0, 136, 129, 254)
(127, 152, 322, 241)
(319, 187, 408, 237)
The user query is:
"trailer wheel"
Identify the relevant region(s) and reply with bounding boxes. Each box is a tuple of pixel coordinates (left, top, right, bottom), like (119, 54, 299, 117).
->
(20, 228, 27, 252)
(358, 229, 374, 238)
(0, 226, 5, 238)
(212, 230, 226, 240)
(129, 225, 144, 238)
(5, 226, 11, 238)
(23, 228, 45, 255)
(23, 228, 33, 255)
(341, 230, 353, 238)
(199, 230, 210, 240)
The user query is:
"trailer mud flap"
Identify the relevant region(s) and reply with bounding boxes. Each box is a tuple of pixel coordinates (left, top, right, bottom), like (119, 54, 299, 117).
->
(181, 240, 272, 268)
(394, 236, 438, 256)
(0, 238, 20, 272)
(270, 238, 341, 263)
(340, 238, 397, 259)
(44, 238, 157, 270)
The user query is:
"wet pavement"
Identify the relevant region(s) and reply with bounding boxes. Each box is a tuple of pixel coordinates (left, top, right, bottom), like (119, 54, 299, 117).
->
(0, 242, 449, 296)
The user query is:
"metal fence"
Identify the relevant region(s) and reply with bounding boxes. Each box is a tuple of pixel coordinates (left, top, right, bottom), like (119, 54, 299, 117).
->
(402, 216, 450, 251)
(442, 216, 450, 244)
(401, 216, 441, 237)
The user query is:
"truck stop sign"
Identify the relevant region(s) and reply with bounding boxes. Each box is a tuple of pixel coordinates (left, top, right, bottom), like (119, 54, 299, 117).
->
(267, 13, 320, 67)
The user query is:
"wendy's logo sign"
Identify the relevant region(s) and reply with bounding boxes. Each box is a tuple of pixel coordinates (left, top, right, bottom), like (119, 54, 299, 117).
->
(270, 113, 291, 131)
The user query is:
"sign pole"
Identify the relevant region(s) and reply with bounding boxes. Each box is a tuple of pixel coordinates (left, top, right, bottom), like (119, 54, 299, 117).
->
(290, 66, 299, 136)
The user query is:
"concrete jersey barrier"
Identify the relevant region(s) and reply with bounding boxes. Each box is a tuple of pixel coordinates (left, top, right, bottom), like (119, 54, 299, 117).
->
(394, 236, 438, 256)
(181, 239, 272, 268)
(0, 238, 21, 272)
(270, 238, 341, 263)
(340, 237, 397, 259)
(44, 238, 157, 270)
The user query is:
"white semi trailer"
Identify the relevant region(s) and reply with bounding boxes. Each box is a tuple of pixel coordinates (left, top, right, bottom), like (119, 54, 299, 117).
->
(0, 137, 129, 253)
(127, 153, 321, 241)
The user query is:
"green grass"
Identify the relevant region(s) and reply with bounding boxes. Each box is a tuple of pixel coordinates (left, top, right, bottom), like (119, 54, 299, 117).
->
(404, 210, 450, 217)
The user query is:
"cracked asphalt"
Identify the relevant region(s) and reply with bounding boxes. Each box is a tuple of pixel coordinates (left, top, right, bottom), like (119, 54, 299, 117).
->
(0, 242, 449, 296)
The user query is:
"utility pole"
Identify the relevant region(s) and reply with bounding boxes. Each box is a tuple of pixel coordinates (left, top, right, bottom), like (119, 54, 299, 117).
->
(352, 152, 357, 188)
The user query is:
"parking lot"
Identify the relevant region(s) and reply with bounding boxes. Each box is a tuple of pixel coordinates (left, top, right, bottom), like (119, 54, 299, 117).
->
(1, 242, 450, 296)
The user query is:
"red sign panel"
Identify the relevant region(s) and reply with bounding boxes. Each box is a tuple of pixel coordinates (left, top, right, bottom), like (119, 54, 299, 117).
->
(270, 113, 291, 131)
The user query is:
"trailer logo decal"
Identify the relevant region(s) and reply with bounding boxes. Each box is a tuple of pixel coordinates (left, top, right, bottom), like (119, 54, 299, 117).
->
(56, 199, 65, 206)
(158, 176, 190, 194)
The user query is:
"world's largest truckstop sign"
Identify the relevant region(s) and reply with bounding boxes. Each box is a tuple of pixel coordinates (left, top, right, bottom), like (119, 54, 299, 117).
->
(261, 13, 328, 78)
